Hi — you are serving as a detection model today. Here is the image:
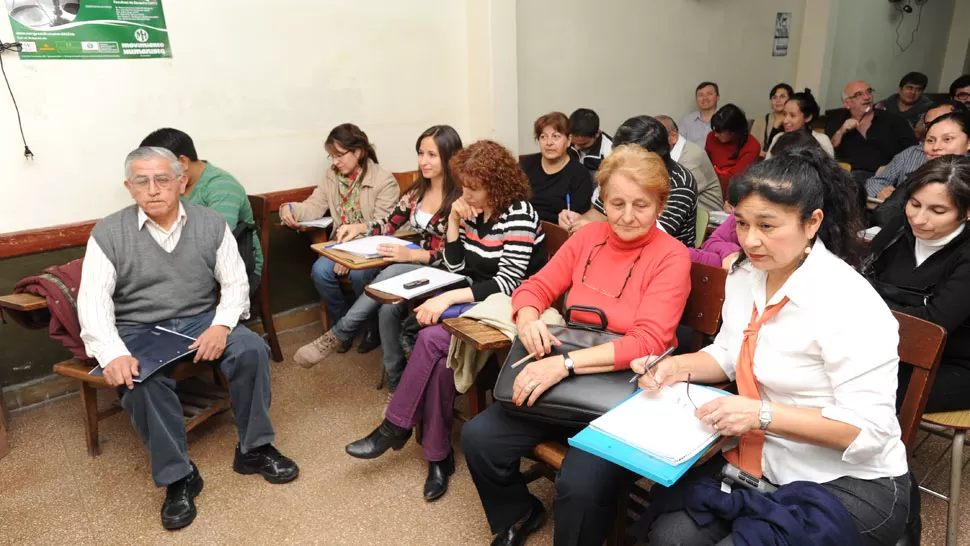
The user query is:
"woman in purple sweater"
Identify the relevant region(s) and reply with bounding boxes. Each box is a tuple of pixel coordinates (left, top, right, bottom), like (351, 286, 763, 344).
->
(690, 215, 741, 268)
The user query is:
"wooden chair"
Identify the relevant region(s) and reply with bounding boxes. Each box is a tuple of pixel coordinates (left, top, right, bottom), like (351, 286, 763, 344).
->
(883, 311, 961, 546)
(540, 221, 570, 258)
(694, 208, 710, 249)
(393, 170, 419, 195)
(248, 195, 283, 362)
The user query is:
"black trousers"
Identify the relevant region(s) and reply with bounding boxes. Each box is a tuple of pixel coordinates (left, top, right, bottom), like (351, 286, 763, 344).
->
(461, 403, 633, 546)
(898, 361, 970, 413)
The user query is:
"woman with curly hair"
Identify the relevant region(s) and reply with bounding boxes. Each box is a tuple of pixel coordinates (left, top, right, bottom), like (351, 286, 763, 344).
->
(344, 140, 547, 502)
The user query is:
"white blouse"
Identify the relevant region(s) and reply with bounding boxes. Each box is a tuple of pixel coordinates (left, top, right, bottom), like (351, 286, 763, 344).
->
(702, 241, 908, 485)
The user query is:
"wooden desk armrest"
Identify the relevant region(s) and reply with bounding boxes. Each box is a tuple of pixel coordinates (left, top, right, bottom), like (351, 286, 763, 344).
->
(364, 286, 405, 305)
(0, 293, 48, 311)
(441, 317, 512, 351)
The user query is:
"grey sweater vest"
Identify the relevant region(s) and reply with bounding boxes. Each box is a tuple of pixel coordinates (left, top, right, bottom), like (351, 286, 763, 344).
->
(91, 202, 226, 326)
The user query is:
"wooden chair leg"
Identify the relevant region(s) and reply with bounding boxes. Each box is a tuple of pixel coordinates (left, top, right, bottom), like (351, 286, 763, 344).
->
(0, 388, 9, 431)
(79, 382, 102, 457)
(608, 482, 633, 546)
(945, 430, 965, 546)
(0, 391, 10, 460)
(376, 367, 387, 390)
(320, 302, 332, 333)
(467, 383, 485, 418)
(259, 282, 283, 363)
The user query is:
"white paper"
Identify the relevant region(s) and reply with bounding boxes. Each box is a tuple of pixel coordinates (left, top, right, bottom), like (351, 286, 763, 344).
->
(708, 211, 731, 226)
(300, 217, 333, 229)
(858, 226, 882, 242)
(330, 235, 413, 258)
(590, 383, 728, 465)
(367, 266, 467, 299)
(867, 197, 884, 205)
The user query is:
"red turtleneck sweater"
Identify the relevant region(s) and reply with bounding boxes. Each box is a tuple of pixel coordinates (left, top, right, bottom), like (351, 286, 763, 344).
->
(511, 221, 691, 369)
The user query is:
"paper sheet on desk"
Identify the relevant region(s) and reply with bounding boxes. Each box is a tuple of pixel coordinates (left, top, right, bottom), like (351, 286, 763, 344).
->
(330, 235, 417, 258)
(299, 217, 333, 229)
(590, 383, 728, 465)
(367, 266, 467, 299)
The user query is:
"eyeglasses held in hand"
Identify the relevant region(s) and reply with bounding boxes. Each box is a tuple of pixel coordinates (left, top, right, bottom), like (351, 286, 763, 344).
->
(685, 373, 699, 410)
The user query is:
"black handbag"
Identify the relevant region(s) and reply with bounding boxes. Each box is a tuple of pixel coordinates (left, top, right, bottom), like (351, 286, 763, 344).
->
(492, 306, 637, 426)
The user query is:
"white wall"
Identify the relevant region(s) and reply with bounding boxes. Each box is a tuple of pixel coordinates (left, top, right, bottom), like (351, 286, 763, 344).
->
(824, 0, 955, 109)
(0, 1, 479, 233)
(515, 0, 806, 153)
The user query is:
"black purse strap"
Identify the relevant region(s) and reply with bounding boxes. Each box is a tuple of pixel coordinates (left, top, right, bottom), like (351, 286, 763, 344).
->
(562, 306, 608, 331)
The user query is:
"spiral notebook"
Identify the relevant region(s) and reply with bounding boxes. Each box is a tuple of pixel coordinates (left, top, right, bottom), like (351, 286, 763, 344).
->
(89, 327, 197, 383)
(569, 384, 730, 486)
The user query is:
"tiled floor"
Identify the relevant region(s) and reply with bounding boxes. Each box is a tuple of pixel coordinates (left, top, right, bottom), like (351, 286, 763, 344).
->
(0, 324, 967, 545)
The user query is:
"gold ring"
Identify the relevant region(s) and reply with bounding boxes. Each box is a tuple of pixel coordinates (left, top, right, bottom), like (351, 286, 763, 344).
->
(713, 423, 720, 431)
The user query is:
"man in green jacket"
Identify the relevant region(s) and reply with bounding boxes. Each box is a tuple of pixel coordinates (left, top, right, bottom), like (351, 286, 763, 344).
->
(141, 128, 262, 289)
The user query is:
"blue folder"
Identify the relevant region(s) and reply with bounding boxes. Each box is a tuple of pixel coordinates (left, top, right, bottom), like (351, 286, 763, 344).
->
(89, 327, 197, 383)
(568, 387, 728, 487)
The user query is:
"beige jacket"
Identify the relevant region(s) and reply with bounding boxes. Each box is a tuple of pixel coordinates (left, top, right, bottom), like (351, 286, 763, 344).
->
(289, 159, 399, 229)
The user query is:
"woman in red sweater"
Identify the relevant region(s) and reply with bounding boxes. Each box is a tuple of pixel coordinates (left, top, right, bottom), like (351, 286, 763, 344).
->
(706, 103, 761, 198)
(462, 145, 692, 546)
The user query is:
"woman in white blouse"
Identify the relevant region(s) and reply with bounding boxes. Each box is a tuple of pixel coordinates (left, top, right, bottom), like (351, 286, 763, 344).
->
(637, 147, 910, 545)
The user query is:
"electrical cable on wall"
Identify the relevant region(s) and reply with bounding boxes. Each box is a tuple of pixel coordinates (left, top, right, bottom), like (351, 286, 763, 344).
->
(894, 1, 925, 54)
(0, 40, 33, 159)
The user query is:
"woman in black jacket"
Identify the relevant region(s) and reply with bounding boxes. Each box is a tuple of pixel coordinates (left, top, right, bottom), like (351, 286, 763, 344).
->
(864, 155, 970, 412)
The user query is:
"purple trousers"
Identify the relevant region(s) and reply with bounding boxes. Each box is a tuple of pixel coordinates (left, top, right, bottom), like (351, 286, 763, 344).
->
(385, 324, 456, 462)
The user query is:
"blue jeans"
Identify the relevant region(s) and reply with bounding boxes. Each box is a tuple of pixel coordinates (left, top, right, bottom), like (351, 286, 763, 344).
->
(311, 256, 382, 325)
(117, 311, 275, 487)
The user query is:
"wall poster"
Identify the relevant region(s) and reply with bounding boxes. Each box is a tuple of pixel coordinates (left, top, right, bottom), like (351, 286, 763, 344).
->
(772, 12, 791, 57)
(5, 0, 171, 60)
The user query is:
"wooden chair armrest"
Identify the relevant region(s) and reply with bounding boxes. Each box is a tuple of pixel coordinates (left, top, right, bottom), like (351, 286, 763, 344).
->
(364, 286, 405, 305)
(0, 293, 48, 311)
(442, 318, 512, 351)
(53, 359, 110, 388)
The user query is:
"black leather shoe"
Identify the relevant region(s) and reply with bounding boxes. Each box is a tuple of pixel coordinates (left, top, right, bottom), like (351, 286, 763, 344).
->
(345, 419, 412, 459)
(423, 450, 455, 502)
(233, 444, 299, 484)
(335, 337, 354, 354)
(357, 327, 381, 353)
(490, 495, 546, 546)
(161, 462, 203, 531)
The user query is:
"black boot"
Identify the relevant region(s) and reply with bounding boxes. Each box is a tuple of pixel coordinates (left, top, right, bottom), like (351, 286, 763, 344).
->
(345, 419, 412, 459)
(357, 324, 381, 353)
(161, 462, 204, 530)
(490, 495, 546, 546)
(423, 449, 455, 501)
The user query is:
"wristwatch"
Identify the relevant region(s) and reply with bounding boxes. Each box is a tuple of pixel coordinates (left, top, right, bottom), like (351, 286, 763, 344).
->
(563, 353, 576, 377)
(759, 400, 773, 430)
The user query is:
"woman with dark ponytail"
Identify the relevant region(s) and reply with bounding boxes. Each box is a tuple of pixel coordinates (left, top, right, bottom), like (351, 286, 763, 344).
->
(633, 147, 911, 545)
(765, 89, 835, 159)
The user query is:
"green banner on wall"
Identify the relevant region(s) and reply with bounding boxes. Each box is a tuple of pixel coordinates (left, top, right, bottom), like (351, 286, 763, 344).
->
(5, 0, 171, 60)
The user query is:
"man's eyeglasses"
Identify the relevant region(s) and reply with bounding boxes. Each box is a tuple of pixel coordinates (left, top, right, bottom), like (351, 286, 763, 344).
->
(129, 175, 177, 190)
(956, 92, 970, 101)
(581, 240, 645, 299)
(327, 149, 353, 161)
(846, 88, 874, 101)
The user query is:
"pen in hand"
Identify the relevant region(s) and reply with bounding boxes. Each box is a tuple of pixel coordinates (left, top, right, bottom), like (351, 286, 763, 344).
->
(629, 346, 676, 384)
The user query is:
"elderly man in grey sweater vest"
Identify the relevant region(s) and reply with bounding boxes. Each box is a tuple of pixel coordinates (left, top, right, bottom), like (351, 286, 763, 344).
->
(77, 147, 298, 531)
